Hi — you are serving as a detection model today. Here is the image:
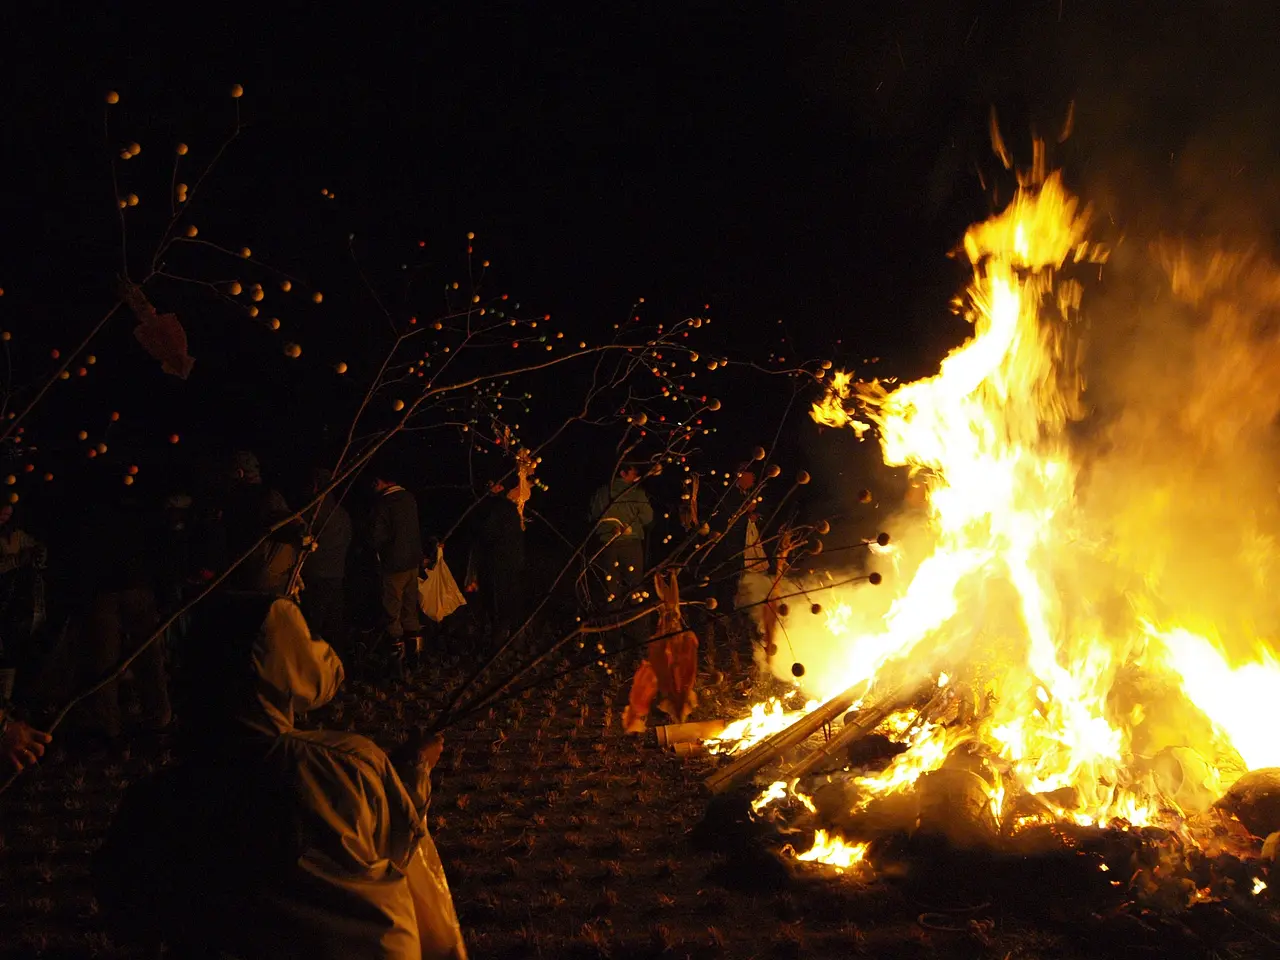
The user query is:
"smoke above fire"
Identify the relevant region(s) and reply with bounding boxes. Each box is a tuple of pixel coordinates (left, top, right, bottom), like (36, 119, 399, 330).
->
(1075, 244, 1280, 650)
(738, 507, 935, 699)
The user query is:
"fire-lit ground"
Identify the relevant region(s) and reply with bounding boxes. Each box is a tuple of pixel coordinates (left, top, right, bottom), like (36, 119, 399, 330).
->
(2, 630, 1279, 959)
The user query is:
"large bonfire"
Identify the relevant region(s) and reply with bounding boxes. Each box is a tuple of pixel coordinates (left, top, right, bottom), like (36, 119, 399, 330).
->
(713, 150, 1280, 877)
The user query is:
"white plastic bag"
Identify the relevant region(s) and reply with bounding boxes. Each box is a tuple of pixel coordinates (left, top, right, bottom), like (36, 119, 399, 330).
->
(408, 831, 467, 959)
(418, 544, 466, 623)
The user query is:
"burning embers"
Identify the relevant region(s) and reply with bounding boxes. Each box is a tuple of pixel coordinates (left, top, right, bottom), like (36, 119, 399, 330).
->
(791, 830, 869, 873)
(712, 673, 1278, 908)
(704, 159, 1280, 898)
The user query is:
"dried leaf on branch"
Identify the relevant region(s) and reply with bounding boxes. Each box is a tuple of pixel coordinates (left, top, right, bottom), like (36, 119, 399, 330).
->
(121, 281, 194, 379)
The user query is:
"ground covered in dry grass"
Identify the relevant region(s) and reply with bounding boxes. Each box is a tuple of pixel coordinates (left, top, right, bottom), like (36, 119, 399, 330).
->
(3, 635, 1280, 959)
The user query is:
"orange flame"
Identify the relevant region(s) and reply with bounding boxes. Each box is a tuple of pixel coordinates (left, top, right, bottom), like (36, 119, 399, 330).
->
(793, 830, 870, 873)
(705, 696, 819, 756)
(723, 161, 1280, 834)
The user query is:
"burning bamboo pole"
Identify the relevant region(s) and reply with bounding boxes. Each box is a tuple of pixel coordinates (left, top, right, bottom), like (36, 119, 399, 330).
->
(656, 719, 727, 747)
(671, 741, 707, 757)
(704, 683, 867, 795)
(778, 684, 912, 783)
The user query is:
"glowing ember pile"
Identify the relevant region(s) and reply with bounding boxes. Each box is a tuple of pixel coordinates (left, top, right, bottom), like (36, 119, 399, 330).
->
(715, 155, 1280, 877)
(792, 830, 869, 874)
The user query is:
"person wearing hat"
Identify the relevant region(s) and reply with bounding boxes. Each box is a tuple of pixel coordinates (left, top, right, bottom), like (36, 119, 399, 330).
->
(216, 451, 302, 594)
(370, 471, 424, 669)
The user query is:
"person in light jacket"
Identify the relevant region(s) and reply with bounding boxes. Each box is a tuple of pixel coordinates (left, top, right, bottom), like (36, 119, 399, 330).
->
(589, 463, 654, 646)
(94, 584, 466, 959)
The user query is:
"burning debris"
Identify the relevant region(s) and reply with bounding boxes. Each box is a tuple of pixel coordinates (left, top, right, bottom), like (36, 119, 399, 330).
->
(699, 155, 1280, 914)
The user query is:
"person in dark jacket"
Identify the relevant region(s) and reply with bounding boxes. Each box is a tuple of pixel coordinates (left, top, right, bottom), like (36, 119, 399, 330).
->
(76, 492, 171, 740)
(156, 493, 193, 608)
(301, 469, 352, 649)
(693, 470, 761, 676)
(473, 481, 527, 641)
(0, 503, 47, 680)
(370, 473, 423, 661)
(195, 451, 299, 589)
(222, 452, 291, 554)
(218, 452, 303, 593)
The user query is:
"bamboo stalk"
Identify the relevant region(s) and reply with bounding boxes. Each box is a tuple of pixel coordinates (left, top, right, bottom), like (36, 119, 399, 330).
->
(778, 684, 911, 783)
(656, 719, 727, 747)
(703, 682, 867, 795)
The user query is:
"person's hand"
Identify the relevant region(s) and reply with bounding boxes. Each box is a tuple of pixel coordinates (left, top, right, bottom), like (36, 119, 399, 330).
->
(392, 727, 445, 772)
(2, 719, 52, 773)
(419, 733, 445, 771)
(391, 728, 445, 816)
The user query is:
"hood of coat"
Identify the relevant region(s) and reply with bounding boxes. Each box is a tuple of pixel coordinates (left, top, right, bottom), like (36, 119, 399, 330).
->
(186, 593, 345, 740)
(241, 597, 345, 736)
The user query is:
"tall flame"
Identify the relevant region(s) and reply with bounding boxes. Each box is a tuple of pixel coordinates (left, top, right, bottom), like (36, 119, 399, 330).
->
(762, 164, 1280, 830)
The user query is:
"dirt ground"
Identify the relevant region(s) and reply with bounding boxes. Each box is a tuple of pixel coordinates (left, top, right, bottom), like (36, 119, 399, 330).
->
(3, 631, 1279, 959)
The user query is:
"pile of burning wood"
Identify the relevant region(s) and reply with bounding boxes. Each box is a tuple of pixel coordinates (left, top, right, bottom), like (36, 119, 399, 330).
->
(691, 675, 1279, 909)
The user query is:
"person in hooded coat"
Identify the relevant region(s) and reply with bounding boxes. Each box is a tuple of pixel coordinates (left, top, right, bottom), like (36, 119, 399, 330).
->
(94, 585, 466, 959)
(75, 491, 171, 741)
(472, 481, 527, 641)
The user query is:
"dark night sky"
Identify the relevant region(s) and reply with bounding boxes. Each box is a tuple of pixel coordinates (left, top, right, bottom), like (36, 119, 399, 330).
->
(2, 1, 1278, 520)
(1, 5, 1039, 363)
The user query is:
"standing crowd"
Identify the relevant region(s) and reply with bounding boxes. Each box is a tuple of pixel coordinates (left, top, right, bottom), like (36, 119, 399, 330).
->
(0, 448, 766, 958)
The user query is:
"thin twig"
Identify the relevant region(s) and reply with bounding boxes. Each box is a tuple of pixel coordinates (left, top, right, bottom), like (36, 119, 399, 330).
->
(0, 301, 123, 443)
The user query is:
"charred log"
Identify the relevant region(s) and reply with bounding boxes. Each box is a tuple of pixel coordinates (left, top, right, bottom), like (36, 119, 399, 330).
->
(1218, 768, 1280, 837)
